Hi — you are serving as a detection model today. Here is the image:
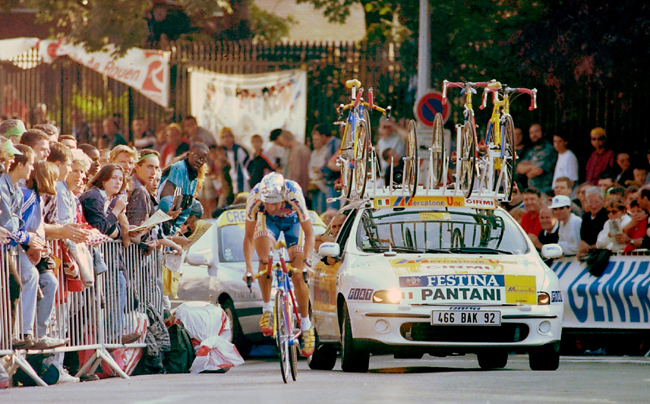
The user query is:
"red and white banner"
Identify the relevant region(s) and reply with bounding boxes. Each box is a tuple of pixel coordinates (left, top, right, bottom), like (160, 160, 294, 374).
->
(0, 38, 169, 107)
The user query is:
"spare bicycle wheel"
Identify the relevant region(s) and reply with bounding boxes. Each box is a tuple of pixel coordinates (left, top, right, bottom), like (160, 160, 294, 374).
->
(404, 119, 418, 197)
(274, 290, 290, 383)
(430, 113, 445, 188)
(340, 123, 354, 199)
(353, 120, 370, 198)
(500, 115, 515, 201)
(459, 119, 476, 198)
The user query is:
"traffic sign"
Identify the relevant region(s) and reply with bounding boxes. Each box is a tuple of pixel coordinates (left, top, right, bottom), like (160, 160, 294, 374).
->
(414, 91, 450, 126)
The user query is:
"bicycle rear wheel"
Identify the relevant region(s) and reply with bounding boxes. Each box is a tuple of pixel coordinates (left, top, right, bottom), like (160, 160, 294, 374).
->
(499, 115, 515, 201)
(458, 119, 476, 198)
(353, 120, 370, 198)
(275, 290, 290, 383)
(404, 119, 418, 197)
(430, 113, 445, 188)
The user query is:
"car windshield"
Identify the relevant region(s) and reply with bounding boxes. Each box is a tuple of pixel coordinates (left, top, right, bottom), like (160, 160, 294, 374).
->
(219, 223, 327, 263)
(356, 208, 528, 255)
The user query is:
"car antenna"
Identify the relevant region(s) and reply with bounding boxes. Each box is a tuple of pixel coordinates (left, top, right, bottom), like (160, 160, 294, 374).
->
(384, 244, 396, 257)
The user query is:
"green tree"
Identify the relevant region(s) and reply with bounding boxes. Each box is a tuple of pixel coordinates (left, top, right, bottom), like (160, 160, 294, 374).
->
(6, 0, 294, 54)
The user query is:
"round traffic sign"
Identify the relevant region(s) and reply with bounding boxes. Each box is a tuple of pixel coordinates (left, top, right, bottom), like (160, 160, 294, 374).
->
(414, 91, 450, 126)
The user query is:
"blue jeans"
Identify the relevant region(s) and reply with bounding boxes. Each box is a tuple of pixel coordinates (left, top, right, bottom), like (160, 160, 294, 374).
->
(311, 190, 327, 215)
(325, 184, 340, 211)
(37, 271, 58, 338)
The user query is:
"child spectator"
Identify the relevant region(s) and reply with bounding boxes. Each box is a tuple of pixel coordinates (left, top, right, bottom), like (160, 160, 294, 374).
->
(596, 198, 631, 251)
(625, 186, 639, 207)
(620, 200, 648, 253)
(521, 188, 543, 239)
(160, 123, 190, 168)
(247, 134, 276, 189)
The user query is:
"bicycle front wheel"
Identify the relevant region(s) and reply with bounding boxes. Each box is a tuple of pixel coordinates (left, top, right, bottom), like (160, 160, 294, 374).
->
(430, 113, 445, 188)
(458, 119, 476, 198)
(499, 115, 515, 201)
(353, 120, 370, 198)
(275, 290, 290, 383)
(404, 119, 418, 197)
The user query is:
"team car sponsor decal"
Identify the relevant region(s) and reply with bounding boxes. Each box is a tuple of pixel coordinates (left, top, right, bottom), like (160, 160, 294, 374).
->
(219, 209, 326, 227)
(418, 212, 451, 221)
(399, 274, 536, 304)
(348, 288, 373, 300)
(372, 195, 496, 210)
(551, 290, 563, 303)
(389, 257, 505, 275)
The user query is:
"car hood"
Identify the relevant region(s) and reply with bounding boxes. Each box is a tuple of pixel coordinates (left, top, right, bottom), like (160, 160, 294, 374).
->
(177, 261, 250, 302)
(348, 252, 547, 305)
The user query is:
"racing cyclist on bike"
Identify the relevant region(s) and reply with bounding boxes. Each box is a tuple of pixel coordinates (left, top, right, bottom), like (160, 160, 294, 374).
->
(243, 172, 316, 357)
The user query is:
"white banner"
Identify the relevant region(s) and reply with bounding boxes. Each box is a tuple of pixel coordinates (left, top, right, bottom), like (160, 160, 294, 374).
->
(38, 39, 170, 107)
(0, 37, 39, 61)
(190, 69, 307, 148)
(551, 255, 650, 329)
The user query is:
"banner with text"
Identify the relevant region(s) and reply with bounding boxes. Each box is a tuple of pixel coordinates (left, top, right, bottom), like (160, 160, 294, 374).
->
(37, 39, 170, 107)
(189, 69, 306, 148)
(551, 255, 650, 329)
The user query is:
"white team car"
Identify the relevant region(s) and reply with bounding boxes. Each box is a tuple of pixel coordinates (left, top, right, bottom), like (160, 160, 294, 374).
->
(308, 195, 564, 372)
(177, 206, 326, 356)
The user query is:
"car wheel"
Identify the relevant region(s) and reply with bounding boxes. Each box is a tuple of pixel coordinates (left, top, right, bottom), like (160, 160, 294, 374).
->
(340, 304, 369, 373)
(529, 343, 560, 371)
(477, 350, 508, 370)
(221, 299, 252, 359)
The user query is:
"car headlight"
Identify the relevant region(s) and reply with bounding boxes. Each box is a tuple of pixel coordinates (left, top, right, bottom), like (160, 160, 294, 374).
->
(372, 288, 401, 304)
(537, 292, 550, 305)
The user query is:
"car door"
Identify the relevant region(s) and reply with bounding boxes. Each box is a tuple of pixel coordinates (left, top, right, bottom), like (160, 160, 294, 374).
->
(312, 207, 357, 341)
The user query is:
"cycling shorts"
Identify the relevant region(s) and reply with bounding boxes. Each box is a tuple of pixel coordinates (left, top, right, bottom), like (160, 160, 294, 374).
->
(254, 212, 304, 253)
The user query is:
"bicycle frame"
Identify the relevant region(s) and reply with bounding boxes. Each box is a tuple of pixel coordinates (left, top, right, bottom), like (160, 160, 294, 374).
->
(264, 246, 302, 340)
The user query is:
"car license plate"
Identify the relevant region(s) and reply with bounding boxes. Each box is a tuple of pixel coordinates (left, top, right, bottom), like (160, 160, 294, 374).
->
(431, 310, 501, 326)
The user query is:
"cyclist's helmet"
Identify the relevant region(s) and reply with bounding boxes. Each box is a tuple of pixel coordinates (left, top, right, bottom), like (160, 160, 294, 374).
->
(259, 172, 286, 204)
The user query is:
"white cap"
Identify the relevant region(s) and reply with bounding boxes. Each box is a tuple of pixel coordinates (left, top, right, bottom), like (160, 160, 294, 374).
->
(549, 195, 571, 209)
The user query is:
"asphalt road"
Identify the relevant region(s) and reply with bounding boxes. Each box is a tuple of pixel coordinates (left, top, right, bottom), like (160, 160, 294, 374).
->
(3, 355, 650, 404)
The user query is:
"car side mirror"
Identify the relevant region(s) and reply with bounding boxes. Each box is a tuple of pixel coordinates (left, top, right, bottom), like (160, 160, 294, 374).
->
(318, 242, 340, 257)
(186, 250, 214, 267)
(541, 244, 563, 259)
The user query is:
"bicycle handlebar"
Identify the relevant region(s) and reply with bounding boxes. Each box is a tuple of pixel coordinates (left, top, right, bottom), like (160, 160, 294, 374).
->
(506, 87, 538, 111)
(442, 80, 491, 105)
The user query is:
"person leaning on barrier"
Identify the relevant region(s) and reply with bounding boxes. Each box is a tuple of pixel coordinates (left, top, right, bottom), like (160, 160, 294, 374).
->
(110, 145, 139, 248)
(79, 164, 140, 344)
(577, 186, 608, 259)
(616, 188, 650, 250)
(530, 207, 559, 250)
(19, 160, 69, 350)
(42, 143, 91, 245)
(0, 144, 41, 349)
(596, 198, 631, 252)
(158, 142, 209, 235)
(550, 195, 582, 256)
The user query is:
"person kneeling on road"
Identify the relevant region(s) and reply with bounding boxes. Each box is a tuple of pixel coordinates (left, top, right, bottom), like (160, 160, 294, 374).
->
(243, 172, 316, 357)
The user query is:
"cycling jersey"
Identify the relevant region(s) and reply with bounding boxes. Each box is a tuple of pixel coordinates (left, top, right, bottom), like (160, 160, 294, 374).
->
(245, 179, 309, 251)
(245, 179, 309, 223)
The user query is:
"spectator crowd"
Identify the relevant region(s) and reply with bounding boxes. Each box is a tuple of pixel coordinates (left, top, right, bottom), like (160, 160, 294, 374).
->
(506, 123, 650, 258)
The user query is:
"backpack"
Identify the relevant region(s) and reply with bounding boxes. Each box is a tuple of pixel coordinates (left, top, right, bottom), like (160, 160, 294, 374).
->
(163, 323, 196, 374)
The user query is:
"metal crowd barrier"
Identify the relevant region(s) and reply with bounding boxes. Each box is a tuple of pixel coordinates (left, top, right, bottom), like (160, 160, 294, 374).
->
(0, 239, 164, 387)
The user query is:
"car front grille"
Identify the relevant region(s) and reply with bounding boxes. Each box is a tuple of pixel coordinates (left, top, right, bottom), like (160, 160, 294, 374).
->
(400, 322, 529, 343)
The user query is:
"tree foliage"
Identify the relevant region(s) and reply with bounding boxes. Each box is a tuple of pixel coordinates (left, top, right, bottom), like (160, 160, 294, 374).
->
(8, 0, 294, 54)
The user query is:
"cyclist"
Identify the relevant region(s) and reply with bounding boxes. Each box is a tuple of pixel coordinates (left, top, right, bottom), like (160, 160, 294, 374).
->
(243, 172, 316, 356)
